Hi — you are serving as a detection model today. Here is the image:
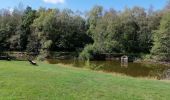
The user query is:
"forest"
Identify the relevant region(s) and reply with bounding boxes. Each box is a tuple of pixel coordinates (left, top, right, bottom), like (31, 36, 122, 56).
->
(0, 2, 170, 61)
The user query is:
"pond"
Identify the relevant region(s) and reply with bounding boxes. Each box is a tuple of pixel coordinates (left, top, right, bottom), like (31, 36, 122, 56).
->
(47, 59, 170, 80)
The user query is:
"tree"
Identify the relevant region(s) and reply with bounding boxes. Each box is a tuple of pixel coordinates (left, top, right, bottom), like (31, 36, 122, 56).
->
(0, 8, 21, 51)
(86, 5, 103, 37)
(120, 7, 155, 53)
(31, 8, 56, 58)
(20, 6, 37, 51)
(0, 29, 9, 51)
(54, 9, 92, 51)
(151, 12, 170, 61)
(8, 6, 23, 51)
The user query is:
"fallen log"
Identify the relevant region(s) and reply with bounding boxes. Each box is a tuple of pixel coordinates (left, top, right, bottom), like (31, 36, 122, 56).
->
(28, 59, 37, 66)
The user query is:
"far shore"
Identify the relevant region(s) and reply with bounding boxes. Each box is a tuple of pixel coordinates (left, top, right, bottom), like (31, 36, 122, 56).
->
(134, 59, 170, 67)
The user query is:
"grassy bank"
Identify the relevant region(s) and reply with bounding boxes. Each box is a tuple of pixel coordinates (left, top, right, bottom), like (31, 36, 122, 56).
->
(0, 61, 170, 100)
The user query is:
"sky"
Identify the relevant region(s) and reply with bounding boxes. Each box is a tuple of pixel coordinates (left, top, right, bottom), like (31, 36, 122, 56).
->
(0, 0, 169, 11)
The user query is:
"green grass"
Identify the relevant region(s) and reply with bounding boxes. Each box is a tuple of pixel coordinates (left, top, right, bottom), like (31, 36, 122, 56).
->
(0, 61, 170, 100)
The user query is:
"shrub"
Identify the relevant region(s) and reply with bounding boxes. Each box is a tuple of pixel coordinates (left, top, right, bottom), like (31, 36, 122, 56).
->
(37, 50, 49, 61)
(79, 44, 96, 60)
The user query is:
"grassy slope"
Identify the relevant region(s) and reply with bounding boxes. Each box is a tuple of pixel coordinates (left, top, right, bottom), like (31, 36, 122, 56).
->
(0, 61, 170, 100)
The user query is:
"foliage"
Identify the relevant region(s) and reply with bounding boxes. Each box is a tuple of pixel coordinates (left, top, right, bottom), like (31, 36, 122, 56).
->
(86, 6, 157, 55)
(20, 6, 37, 51)
(79, 44, 96, 60)
(0, 4, 169, 61)
(151, 12, 170, 61)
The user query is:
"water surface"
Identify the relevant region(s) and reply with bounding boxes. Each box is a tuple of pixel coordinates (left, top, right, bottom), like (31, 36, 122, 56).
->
(47, 59, 170, 80)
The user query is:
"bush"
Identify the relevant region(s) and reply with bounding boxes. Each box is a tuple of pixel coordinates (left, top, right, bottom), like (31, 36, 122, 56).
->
(79, 44, 96, 60)
(141, 54, 152, 60)
(37, 50, 49, 61)
(152, 53, 170, 62)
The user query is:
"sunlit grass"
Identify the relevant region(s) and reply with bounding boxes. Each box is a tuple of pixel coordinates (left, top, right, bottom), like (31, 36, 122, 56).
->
(0, 61, 170, 100)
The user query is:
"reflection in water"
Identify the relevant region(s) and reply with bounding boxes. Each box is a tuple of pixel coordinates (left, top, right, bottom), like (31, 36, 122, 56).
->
(121, 63, 128, 68)
(121, 55, 128, 68)
(47, 59, 170, 80)
(161, 69, 170, 80)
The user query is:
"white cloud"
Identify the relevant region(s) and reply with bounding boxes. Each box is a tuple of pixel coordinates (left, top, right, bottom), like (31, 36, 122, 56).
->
(43, 0, 65, 4)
